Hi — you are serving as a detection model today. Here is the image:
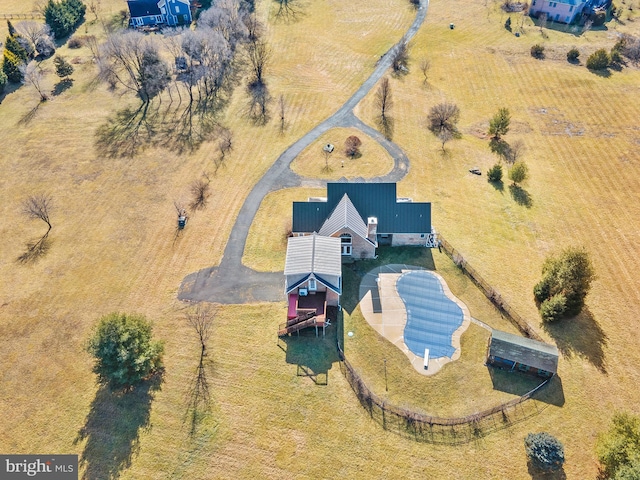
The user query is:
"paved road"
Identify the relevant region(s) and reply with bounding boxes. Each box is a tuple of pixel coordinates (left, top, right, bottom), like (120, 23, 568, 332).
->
(178, 0, 429, 304)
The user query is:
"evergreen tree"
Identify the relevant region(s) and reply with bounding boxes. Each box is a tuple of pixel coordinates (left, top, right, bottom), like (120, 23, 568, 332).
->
(86, 312, 164, 390)
(7, 20, 16, 37)
(44, 0, 86, 39)
(53, 55, 74, 79)
(525, 433, 565, 472)
(489, 107, 511, 140)
(5, 35, 29, 63)
(508, 161, 528, 185)
(3, 50, 23, 83)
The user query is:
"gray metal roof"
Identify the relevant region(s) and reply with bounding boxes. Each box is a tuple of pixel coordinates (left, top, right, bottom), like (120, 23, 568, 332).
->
(318, 194, 369, 239)
(284, 234, 342, 277)
(292, 182, 430, 234)
(489, 330, 559, 374)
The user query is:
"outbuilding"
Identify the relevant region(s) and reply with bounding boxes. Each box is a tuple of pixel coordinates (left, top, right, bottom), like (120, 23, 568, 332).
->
(486, 329, 559, 378)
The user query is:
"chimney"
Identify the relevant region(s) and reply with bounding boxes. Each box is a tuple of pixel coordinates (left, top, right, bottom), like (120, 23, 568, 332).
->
(367, 217, 378, 243)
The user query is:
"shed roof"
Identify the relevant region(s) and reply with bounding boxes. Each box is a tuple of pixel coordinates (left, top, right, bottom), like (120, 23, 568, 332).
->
(318, 194, 369, 239)
(293, 182, 431, 234)
(127, 0, 161, 17)
(489, 330, 559, 374)
(284, 234, 342, 277)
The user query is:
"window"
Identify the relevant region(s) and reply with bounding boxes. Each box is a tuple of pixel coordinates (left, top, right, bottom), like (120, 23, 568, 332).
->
(156, 15, 163, 22)
(340, 233, 352, 256)
(308, 278, 317, 291)
(569, 5, 573, 11)
(175, 5, 180, 12)
(565, 16, 570, 21)
(532, 0, 536, 4)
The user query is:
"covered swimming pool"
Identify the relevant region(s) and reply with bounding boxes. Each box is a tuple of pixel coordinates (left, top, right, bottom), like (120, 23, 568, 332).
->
(396, 270, 465, 359)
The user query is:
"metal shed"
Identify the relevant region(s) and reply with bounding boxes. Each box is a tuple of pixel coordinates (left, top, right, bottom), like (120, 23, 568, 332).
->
(486, 329, 559, 378)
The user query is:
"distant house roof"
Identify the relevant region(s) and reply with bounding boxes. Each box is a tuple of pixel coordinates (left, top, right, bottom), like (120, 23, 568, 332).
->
(293, 182, 431, 234)
(489, 330, 559, 374)
(127, 0, 161, 17)
(318, 194, 369, 239)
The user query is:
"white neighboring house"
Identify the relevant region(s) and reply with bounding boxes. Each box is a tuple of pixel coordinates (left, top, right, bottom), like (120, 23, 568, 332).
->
(530, 0, 587, 24)
(127, 0, 192, 28)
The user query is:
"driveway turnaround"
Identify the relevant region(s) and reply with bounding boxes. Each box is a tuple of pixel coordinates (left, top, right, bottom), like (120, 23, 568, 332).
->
(178, 0, 429, 305)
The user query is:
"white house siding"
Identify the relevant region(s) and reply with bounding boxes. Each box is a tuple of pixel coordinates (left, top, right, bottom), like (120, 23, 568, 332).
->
(531, 0, 585, 23)
(391, 233, 429, 247)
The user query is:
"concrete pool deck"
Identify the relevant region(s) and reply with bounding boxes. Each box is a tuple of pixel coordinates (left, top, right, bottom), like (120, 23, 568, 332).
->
(357, 264, 472, 376)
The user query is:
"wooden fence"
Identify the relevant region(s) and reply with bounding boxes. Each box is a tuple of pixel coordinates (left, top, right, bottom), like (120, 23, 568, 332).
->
(337, 344, 549, 445)
(437, 234, 542, 341)
(0, 13, 44, 20)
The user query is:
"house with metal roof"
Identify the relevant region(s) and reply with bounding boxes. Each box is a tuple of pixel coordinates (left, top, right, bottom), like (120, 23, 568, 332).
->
(530, 0, 587, 24)
(486, 329, 559, 378)
(292, 182, 436, 260)
(280, 234, 342, 337)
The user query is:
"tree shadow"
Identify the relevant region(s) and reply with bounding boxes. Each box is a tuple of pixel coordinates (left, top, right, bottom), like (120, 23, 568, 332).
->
(588, 68, 612, 78)
(160, 104, 219, 154)
(17, 235, 53, 264)
(542, 307, 607, 373)
(52, 79, 74, 96)
(376, 115, 394, 140)
(509, 184, 533, 208)
(95, 103, 157, 158)
(528, 461, 567, 480)
(17, 103, 42, 126)
(490, 138, 510, 158)
(278, 307, 339, 385)
(75, 372, 163, 480)
(184, 353, 212, 437)
(489, 179, 505, 192)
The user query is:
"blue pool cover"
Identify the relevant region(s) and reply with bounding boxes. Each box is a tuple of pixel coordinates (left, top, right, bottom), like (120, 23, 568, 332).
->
(397, 270, 464, 359)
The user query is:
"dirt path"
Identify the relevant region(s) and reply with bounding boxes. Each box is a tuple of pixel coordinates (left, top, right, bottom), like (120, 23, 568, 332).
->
(178, 0, 429, 304)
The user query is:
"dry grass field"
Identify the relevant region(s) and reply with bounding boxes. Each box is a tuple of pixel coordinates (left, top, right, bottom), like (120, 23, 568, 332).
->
(2, 0, 640, 478)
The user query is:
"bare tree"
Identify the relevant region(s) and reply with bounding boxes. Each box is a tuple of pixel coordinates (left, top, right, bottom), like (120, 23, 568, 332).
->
(19, 194, 53, 262)
(274, 0, 303, 21)
(539, 13, 548, 37)
(419, 59, 430, 85)
(392, 42, 409, 74)
(506, 139, 526, 164)
(186, 304, 216, 355)
(375, 77, 393, 120)
(582, 18, 593, 34)
(345, 136, 362, 159)
(247, 81, 270, 125)
(190, 173, 211, 210)
(15, 21, 51, 52)
(98, 31, 171, 103)
(427, 102, 461, 151)
(278, 94, 286, 134)
(243, 12, 264, 43)
(88, 0, 102, 23)
(246, 39, 271, 86)
(214, 128, 233, 171)
(20, 63, 48, 102)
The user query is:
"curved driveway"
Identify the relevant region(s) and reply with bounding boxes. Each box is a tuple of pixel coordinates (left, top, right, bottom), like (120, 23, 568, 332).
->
(178, 0, 429, 304)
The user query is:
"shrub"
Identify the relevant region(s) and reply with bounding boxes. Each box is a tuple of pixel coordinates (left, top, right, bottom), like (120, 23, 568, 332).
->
(591, 10, 606, 26)
(67, 35, 83, 48)
(567, 47, 580, 62)
(525, 432, 565, 472)
(531, 44, 545, 59)
(35, 35, 56, 58)
(596, 412, 640, 479)
(54, 55, 74, 78)
(587, 48, 610, 70)
(0, 67, 7, 93)
(2, 50, 23, 83)
(344, 135, 362, 159)
(487, 163, 503, 182)
(540, 293, 568, 322)
(610, 49, 623, 65)
(533, 246, 595, 320)
(86, 312, 164, 390)
(508, 161, 528, 184)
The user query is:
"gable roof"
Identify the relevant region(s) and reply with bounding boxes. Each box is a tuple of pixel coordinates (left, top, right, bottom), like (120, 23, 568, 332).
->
(318, 194, 369, 239)
(489, 330, 559, 374)
(127, 0, 161, 17)
(284, 234, 342, 278)
(293, 182, 431, 234)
